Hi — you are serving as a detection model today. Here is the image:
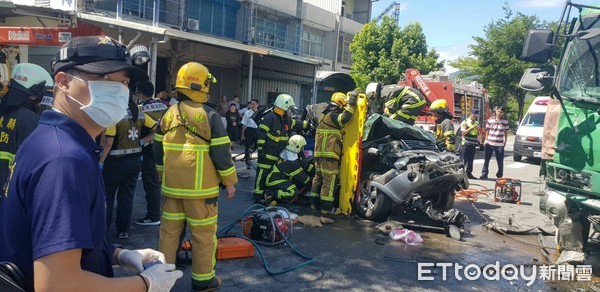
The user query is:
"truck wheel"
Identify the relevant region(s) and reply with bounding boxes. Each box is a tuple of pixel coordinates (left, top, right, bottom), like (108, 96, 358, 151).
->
(513, 154, 522, 162)
(356, 176, 392, 222)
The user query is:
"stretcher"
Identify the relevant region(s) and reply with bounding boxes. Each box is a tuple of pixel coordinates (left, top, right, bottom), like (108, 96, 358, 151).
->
(339, 94, 367, 214)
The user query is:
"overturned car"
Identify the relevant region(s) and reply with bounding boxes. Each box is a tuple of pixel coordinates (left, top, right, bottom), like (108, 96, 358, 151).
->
(356, 114, 468, 232)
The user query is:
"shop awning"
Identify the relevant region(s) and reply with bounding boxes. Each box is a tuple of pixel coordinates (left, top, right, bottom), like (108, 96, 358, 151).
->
(0, 22, 103, 45)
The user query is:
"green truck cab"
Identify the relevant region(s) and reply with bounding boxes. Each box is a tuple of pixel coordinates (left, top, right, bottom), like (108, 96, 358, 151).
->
(520, 1, 600, 251)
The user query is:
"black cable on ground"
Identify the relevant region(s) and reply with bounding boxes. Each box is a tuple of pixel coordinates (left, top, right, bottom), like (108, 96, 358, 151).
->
(217, 204, 316, 276)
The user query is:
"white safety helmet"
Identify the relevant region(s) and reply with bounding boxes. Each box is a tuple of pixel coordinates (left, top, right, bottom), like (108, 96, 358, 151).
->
(286, 135, 307, 153)
(274, 93, 295, 111)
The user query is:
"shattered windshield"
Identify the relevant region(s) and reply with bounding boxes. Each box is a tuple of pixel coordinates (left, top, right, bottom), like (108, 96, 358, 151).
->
(557, 9, 600, 103)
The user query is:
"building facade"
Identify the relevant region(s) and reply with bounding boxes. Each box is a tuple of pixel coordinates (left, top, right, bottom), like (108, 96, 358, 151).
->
(0, 0, 371, 106)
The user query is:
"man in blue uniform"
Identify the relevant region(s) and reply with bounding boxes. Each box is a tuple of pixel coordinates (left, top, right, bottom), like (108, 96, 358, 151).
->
(0, 36, 181, 291)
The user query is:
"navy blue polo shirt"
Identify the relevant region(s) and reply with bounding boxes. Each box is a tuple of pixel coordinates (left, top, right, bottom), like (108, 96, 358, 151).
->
(0, 111, 113, 285)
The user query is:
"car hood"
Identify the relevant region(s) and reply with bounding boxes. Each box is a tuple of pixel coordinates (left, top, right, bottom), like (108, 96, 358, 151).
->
(364, 114, 436, 143)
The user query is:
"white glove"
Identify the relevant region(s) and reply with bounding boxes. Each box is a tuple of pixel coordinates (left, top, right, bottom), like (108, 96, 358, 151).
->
(139, 264, 183, 292)
(118, 248, 166, 273)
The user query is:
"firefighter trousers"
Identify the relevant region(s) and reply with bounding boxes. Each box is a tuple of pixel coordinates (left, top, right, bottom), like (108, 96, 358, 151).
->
(265, 180, 300, 203)
(310, 157, 339, 210)
(159, 196, 218, 287)
(253, 155, 276, 200)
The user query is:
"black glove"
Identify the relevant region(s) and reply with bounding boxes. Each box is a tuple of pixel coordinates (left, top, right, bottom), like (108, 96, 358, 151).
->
(347, 90, 359, 107)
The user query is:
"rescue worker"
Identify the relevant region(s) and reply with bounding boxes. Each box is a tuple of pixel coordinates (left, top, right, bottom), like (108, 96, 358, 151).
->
(264, 135, 311, 204)
(154, 62, 237, 292)
(429, 99, 456, 152)
(460, 108, 480, 179)
(0, 63, 53, 186)
(382, 84, 426, 125)
(310, 91, 357, 214)
(99, 93, 157, 239)
(135, 80, 168, 226)
(254, 93, 307, 202)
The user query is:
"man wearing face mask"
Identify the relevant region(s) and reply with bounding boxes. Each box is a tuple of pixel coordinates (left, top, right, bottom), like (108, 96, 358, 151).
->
(0, 36, 182, 291)
(0, 63, 53, 186)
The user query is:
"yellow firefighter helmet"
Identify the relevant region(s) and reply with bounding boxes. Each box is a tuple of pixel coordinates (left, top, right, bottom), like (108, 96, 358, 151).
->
(287, 135, 307, 153)
(330, 92, 347, 107)
(430, 99, 448, 113)
(175, 62, 216, 103)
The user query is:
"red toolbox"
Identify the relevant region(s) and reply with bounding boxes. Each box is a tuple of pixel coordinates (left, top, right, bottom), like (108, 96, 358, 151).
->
(216, 237, 254, 260)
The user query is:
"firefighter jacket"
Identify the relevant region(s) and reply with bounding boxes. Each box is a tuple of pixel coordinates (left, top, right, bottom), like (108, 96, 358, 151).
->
(383, 85, 426, 125)
(153, 100, 237, 199)
(314, 104, 354, 160)
(257, 111, 306, 163)
(141, 99, 168, 156)
(435, 116, 456, 152)
(461, 118, 479, 146)
(105, 109, 156, 159)
(266, 156, 311, 189)
(0, 89, 40, 186)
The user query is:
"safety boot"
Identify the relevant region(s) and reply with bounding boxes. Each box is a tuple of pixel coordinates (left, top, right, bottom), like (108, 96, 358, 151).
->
(193, 276, 222, 292)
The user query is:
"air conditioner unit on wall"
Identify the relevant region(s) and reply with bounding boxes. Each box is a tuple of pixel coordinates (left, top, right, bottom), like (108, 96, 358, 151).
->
(187, 19, 200, 31)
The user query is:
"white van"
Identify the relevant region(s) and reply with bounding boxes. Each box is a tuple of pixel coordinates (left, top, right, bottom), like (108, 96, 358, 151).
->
(513, 96, 548, 161)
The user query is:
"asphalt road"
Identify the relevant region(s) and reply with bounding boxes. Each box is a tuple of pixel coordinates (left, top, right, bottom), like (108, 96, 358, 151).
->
(110, 136, 600, 291)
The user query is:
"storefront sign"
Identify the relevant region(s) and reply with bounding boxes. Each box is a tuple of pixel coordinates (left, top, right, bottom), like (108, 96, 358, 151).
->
(7, 31, 30, 41)
(0, 23, 102, 45)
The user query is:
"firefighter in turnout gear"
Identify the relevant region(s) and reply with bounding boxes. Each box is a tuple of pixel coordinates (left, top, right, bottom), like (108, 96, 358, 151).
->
(382, 85, 426, 125)
(460, 108, 480, 179)
(264, 135, 311, 204)
(430, 99, 456, 152)
(154, 62, 237, 292)
(310, 91, 357, 214)
(254, 93, 307, 202)
(0, 63, 53, 186)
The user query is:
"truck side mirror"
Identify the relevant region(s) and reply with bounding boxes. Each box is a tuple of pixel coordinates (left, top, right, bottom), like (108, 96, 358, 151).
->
(521, 29, 554, 64)
(519, 68, 551, 92)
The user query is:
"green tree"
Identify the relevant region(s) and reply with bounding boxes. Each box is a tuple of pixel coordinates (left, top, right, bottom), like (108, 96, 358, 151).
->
(350, 16, 442, 90)
(450, 3, 550, 121)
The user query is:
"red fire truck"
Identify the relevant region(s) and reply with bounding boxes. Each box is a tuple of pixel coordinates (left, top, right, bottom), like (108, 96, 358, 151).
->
(400, 68, 492, 146)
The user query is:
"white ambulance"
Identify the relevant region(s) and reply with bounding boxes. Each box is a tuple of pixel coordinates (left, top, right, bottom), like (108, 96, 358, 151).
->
(513, 96, 548, 161)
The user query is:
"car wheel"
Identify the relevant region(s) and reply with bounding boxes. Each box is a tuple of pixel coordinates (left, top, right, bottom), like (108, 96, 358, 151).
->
(513, 154, 522, 162)
(356, 175, 392, 222)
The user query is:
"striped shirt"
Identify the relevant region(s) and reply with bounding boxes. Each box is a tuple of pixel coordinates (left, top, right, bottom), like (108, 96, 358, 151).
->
(484, 117, 509, 147)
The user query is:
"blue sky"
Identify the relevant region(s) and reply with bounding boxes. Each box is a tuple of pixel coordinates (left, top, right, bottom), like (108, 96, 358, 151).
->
(370, 0, 597, 72)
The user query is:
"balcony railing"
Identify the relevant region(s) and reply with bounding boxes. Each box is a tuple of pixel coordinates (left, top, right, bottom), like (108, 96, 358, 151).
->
(87, 0, 183, 28)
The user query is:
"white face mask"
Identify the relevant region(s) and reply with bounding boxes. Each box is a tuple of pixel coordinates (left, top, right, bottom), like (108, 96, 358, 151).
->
(68, 75, 130, 128)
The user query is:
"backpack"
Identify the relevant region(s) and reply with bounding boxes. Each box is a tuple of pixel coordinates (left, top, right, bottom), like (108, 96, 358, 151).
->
(251, 103, 274, 125)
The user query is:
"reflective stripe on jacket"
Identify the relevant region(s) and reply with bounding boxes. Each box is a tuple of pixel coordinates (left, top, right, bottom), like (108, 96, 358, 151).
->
(154, 100, 237, 199)
(105, 110, 156, 158)
(382, 85, 426, 125)
(314, 105, 354, 160)
(257, 111, 305, 162)
(461, 118, 479, 145)
(435, 118, 456, 151)
(265, 159, 310, 188)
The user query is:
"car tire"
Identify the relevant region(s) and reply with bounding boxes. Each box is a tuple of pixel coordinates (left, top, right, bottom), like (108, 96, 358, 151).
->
(356, 175, 392, 222)
(513, 154, 522, 162)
